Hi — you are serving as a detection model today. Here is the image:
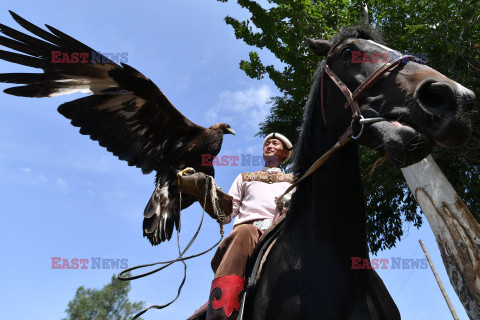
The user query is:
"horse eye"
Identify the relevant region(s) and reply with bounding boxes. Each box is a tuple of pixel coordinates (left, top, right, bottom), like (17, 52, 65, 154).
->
(341, 48, 352, 61)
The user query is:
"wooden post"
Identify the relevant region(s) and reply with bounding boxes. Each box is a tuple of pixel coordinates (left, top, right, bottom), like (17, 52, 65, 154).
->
(363, 3, 369, 24)
(401, 155, 480, 319)
(419, 239, 459, 320)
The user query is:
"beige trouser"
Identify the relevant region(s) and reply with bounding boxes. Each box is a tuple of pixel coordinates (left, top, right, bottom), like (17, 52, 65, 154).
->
(211, 223, 265, 278)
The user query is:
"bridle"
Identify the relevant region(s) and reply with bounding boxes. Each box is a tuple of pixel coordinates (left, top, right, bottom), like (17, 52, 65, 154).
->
(320, 39, 424, 140)
(276, 39, 424, 203)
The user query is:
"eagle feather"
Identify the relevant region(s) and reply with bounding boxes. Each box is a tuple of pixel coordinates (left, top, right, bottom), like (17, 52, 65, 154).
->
(0, 11, 235, 245)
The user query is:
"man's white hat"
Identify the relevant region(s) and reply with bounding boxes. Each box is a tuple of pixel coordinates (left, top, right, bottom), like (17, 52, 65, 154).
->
(263, 132, 293, 163)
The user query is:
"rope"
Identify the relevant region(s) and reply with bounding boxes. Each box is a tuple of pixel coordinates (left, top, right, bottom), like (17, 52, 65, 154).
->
(118, 174, 225, 319)
(276, 134, 352, 204)
(275, 116, 387, 204)
(208, 175, 225, 224)
(361, 154, 388, 180)
(120, 136, 384, 318)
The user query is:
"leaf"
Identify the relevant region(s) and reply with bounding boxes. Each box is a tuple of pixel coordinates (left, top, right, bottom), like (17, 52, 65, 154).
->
(218, 0, 480, 253)
(62, 272, 145, 320)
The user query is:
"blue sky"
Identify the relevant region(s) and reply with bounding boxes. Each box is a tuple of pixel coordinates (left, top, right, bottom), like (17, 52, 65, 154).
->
(0, 1, 469, 319)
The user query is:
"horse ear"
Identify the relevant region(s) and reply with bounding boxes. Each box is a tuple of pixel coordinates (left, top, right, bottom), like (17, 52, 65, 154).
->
(305, 38, 333, 56)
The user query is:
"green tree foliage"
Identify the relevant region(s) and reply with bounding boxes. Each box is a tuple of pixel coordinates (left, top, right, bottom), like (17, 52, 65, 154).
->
(217, 0, 480, 253)
(62, 272, 145, 320)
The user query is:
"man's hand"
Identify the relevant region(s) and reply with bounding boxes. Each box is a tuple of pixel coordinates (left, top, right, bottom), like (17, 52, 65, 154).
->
(275, 193, 291, 214)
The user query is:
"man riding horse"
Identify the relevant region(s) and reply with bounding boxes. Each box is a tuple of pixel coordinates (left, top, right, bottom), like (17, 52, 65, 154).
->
(188, 133, 294, 320)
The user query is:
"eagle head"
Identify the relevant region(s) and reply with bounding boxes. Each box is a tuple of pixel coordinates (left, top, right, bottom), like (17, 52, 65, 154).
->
(210, 123, 236, 135)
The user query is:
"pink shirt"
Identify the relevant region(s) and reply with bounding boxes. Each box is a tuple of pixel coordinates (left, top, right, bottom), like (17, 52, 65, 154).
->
(225, 167, 293, 226)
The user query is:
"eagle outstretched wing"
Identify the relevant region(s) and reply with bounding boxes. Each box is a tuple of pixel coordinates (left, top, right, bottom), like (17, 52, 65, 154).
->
(0, 11, 235, 245)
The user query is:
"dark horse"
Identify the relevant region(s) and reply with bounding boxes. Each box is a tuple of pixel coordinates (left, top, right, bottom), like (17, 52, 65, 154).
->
(242, 26, 475, 319)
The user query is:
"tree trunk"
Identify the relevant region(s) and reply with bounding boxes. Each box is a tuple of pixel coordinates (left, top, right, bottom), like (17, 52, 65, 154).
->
(401, 155, 480, 319)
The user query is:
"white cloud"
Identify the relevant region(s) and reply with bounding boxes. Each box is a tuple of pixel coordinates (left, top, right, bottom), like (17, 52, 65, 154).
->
(243, 145, 259, 155)
(18, 167, 49, 185)
(56, 178, 69, 193)
(20, 167, 31, 174)
(231, 144, 261, 156)
(206, 85, 274, 132)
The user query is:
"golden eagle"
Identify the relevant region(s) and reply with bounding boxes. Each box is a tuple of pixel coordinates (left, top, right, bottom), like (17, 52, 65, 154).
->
(0, 11, 235, 245)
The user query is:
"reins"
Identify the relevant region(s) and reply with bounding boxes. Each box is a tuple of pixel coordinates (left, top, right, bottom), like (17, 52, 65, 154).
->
(120, 41, 425, 320)
(277, 44, 424, 203)
(118, 175, 226, 319)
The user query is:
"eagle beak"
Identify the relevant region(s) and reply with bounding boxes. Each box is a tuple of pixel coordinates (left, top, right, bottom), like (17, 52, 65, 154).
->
(227, 128, 236, 135)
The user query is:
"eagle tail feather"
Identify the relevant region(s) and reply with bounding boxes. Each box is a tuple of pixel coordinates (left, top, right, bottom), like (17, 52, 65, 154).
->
(143, 179, 180, 246)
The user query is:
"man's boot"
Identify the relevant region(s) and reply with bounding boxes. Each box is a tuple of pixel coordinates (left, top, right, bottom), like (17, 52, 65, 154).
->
(206, 274, 245, 320)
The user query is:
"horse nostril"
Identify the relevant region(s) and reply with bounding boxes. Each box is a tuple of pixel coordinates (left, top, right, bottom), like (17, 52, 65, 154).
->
(416, 81, 455, 110)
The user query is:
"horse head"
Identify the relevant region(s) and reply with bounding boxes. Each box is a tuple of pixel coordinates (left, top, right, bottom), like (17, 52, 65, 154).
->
(306, 26, 475, 168)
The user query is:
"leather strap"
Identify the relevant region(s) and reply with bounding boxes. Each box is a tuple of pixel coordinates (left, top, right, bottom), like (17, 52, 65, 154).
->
(320, 70, 327, 125)
(321, 54, 423, 126)
(278, 53, 424, 204)
(324, 64, 361, 118)
(345, 54, 423, 110)
(276, 131, 352, 204)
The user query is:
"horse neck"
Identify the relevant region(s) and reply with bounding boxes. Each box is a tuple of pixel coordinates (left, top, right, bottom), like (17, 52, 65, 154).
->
(288, 130, 368, 257)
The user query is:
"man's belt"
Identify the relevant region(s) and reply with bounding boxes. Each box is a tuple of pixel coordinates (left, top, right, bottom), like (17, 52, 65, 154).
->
(252, 218, 273, 231)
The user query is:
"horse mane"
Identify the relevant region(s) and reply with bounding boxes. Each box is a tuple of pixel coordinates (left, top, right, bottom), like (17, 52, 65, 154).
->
(291, 25, 384, 177)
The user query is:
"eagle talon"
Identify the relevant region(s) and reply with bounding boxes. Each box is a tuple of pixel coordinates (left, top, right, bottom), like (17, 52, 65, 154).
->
(177, 167, 196, 176)
(177, 167, 196, 186)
